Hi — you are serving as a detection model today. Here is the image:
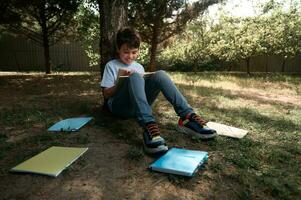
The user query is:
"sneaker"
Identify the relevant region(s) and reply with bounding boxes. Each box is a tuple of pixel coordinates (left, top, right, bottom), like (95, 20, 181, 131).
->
(143, 122, 168, 154)
(177, 113, 217, 139)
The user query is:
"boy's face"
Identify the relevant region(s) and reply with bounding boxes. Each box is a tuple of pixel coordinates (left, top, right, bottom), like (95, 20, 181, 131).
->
(117, 44, 139, 65)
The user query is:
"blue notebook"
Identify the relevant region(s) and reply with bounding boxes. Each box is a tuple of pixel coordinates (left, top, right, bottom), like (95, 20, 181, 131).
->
(48, 117, 93, 132)
(149, 148, 208, 177)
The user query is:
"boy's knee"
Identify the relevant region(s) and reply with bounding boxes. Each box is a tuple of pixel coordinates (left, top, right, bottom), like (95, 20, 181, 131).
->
(155, 70, 167, 76)
(129, 72, 144, 82)
(153, 70, 169, 81)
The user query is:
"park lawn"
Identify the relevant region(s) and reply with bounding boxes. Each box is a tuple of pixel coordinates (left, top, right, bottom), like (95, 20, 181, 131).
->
(0, 72, 300, 200)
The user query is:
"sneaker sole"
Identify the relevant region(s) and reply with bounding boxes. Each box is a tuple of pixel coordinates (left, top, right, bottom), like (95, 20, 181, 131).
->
(176, 125, 217, 139)
(143, 142, 168, 154)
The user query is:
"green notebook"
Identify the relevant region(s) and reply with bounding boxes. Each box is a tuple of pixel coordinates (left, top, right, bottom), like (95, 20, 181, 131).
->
(11, 146, 88, 177)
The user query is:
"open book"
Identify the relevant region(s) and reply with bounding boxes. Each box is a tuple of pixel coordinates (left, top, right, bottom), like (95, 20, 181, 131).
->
(116, 72, 156, 89)
(118, 72, 156, 78)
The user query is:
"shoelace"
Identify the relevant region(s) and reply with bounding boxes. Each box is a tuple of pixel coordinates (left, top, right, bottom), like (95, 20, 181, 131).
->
(146, 123, 160, 138)
(191, 114, 207, 126)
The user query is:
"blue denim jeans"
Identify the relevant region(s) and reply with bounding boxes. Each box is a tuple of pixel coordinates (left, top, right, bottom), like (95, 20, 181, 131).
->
(108, 70, 193, 126)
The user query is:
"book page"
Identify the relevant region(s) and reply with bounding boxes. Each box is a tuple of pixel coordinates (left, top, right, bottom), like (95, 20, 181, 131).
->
(119, 72, 155, 78)
(116, 72, 156, 89)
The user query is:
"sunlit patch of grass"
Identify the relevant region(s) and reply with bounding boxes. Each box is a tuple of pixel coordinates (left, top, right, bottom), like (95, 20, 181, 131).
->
(289, 108, 301, 124)
(172, 72, 301, 108)
(166, 72, 301, 199)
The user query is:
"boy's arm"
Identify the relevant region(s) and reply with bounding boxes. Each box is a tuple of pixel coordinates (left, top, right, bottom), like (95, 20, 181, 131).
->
(102, 86, 117, 99)
(102, 69, 133, 99)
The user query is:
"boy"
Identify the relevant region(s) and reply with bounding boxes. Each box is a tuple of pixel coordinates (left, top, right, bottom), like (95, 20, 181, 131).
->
(100, 27, 216, 154)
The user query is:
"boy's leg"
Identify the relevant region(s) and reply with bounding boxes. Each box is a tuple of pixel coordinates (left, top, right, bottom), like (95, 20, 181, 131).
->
(109, 73, 168, 153)
(145, 70, 217, 139)
(110, 73, 155, 125)
(111, 71, 191, 120)
(109, 73, 161, 126)
(144, 70, 193, 118)
(108, 79, 135, 118)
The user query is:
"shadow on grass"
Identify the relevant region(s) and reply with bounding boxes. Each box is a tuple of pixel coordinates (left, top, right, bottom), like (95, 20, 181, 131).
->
(91, 106, 142, 148)
(0, 74, 99, 96)
(0, 132, 68, 171)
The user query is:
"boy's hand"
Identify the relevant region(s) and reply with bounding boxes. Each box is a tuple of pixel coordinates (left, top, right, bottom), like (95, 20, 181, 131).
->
(118, 69, 133, 77)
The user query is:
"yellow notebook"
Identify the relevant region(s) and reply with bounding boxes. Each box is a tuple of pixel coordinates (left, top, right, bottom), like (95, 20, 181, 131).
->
(206, 122, 248, 139)
(11, 146, 88, 177)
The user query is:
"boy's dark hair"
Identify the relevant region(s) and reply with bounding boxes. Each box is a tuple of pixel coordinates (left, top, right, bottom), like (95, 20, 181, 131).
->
(116, 27, 141, 50)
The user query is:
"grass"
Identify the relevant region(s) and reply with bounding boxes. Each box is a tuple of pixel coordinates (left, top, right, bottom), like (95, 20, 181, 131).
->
(167, 72, 301, 199)
(126, 146, 144, 161)
(0, 72, 300, 199)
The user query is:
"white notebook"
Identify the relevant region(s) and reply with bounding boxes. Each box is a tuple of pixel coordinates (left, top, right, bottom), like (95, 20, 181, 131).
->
(206, 122, 248, 138)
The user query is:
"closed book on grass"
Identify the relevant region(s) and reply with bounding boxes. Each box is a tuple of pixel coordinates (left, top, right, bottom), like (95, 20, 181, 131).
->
(206, 122, 248, 139)
(47, 117, 93, 132)
(149, 148, 208, 177)
(11, 146, 88, 177)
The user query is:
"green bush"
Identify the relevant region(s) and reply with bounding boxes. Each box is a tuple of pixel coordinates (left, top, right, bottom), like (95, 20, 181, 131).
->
(157, 57, 220, 72)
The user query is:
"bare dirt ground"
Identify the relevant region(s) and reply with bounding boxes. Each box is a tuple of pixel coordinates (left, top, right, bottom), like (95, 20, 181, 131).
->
(0, 73, 216, 200)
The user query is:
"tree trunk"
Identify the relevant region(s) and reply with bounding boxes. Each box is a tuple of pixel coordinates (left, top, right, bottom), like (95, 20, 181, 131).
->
(99, 0, 128, 76)
(43, 36, 51, 74)
(14, 52, 20, 71)
(228, 63, 232, 71)
(192, 57, 198, 73)
(246, 57, 251, 75)
(281, 58, 287, 73)
(265, 55, 268, 73)
(40, 3, 51, 74)
(148, 24, 160, 72)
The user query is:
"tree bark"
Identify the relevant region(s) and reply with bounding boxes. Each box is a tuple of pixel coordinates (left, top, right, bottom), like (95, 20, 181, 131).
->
(265, 55, 268, 73)
(43, 35, 51, 74)
(228, 63, 232, 71)
(99, 0, 128, 76)
(246, 57, 251, 75)
(281, 58, 287, 73)
(148, 25, 160, 72)
(40, 2, 51, 74)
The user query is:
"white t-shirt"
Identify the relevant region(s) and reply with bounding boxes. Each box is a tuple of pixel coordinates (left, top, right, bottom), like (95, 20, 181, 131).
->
(100, 59, 145, 88)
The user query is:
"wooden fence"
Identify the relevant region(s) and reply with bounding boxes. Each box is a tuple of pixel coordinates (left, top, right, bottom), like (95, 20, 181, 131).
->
(0, 35, 98, 72)
(232, 55, 301, 73)
(0, 35, 300, 73)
